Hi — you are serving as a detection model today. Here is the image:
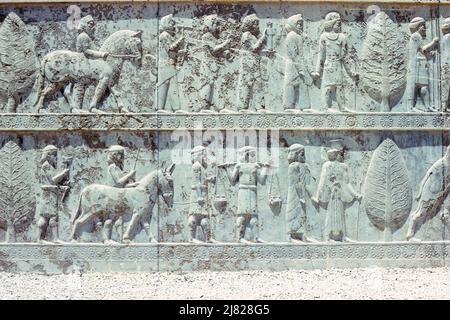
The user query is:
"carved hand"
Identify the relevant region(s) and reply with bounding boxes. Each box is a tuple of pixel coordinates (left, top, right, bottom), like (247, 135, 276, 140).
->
(311, 72, 320, 80)
(197, 197, 205, 206)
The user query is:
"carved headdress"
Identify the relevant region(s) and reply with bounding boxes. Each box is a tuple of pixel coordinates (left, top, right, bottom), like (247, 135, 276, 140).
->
(409, 17, 425, 33)
(191, 145, 207, 164)
(40, 145, 57, 164)
(160, 14, 175, 31)
(442, 17, 450, 33)
(285, 14, 303, 33)
(77, 15, 95, 33)
(288, 144, 305, 163)
(324, 12, 341, 32)
(239, 146, 256, 162)
(242, 14, 259, 31)
(203, 14, 219, 31)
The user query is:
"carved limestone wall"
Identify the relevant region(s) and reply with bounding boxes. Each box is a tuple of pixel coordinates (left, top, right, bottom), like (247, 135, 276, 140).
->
(0, 1, 448, 272)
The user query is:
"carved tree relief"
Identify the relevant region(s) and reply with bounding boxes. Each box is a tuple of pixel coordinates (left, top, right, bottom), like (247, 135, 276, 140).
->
(360, 12, 406, 112)
(0, 12, 38, 113)
(362, 138, 412, 241)
(0, 141, 34, 242)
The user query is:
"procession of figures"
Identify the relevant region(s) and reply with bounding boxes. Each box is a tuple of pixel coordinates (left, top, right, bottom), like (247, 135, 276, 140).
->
(0, 137, 444, 244)
(2, 9, 450, 113)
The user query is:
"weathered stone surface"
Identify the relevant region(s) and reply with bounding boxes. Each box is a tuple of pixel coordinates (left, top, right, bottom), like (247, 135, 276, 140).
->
(0, 1, 448, 272)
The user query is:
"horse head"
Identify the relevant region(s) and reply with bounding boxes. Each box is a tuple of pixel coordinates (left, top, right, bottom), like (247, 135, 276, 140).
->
(100, 29, 143, 67)
(158, 163, 175, 208)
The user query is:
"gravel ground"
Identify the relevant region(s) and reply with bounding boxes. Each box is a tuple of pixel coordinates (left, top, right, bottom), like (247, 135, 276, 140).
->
(0, 267, 449, 299)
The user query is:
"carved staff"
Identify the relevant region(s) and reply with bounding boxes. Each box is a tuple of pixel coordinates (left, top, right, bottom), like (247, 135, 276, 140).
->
(133, 148, 141, 171)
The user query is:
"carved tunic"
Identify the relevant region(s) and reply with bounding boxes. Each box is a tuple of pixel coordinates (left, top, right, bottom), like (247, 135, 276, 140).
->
(37, 162, 61, 219)
(231, 163, 265, 216)
(188, 162, 211, 217)
(239, 31, 263, 82)
(408, 32, 432, 86)
(316, 32, 349, 87)
(158, 31, 179, 84)
(315, 160, 354, 235)
(286, 162, 312, 234)
(200, 32, 222, 80)
(285, 31, 307, 85)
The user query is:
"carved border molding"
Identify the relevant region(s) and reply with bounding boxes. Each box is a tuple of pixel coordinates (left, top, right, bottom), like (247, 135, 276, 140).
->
(0, 242, 447, 273)
(0, 113, 447, 131)
(0, 0, 443, 4)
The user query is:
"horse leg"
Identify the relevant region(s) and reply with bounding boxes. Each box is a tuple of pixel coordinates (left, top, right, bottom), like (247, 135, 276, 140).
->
(71, 83, 86, 112)
(123, 210, 142, 242)
(102, 219, 114, 243)
(89, 77, 110, 112)
(142, 219, 156, 243)
(36, 82, 62, 113)
(70, 213, 94, 241)
(110, 86, 129, 113)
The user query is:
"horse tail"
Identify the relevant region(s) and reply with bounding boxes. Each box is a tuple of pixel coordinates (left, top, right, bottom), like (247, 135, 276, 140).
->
(32, 57, 48, 108)
(72, 193, 83, 224)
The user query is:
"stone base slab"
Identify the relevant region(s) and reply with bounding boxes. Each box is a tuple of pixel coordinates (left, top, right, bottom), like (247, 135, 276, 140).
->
(0, 242, 448, 274)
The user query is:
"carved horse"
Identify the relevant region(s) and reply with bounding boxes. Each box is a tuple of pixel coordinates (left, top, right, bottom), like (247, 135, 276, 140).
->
(34, 30, 143, 113)
(70, 164, 175, 243)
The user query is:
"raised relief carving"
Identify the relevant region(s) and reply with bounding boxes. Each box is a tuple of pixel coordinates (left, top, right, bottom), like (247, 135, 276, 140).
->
(311, 12, 358, 112)
(236, 14, 271, 112)
(35, 15, 143, 113)
(219, 146, 270, 243)
(36, 145, 70, 243)
(405, 17, 439, 112)
(188, 146, 216, 243)
(441, 18, 450, 112)
(360, 11, 406, 112)
(406, 146, 450, 241)
(0, 12, 38, 113)
(0, 141, 34, 243)
(285, 144, 317, 243)
(282, 14, 313, 112)
(312, 142, 361, 242)
(157, 14, 185, 113)
(71, 161, 175, 244)
(363, 138, 412, 241)
(197, 14, 232, 113)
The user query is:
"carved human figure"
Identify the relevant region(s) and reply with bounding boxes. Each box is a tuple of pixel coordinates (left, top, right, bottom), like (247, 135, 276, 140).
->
(220, 146, 270, 243)
(283, 14, 313, 111)
(286, 144, 317, 243)
(441, 18, 450, 111)
(197, 14, 232, 113)
(70, 15, 110, 112)
(236, 14, 268, 112)
(188, 146, 217, 243)
(312, 148, 361, 242)
(406, 146, 450, 241)
(311, 12, 358, 112)
(107, 145, 136, 188)
(405, 17, 439, 112)
(157, 14, 185, 113)
(36, 145, 70, 243)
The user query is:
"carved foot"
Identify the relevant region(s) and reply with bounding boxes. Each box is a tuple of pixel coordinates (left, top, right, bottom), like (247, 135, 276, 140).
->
(342, 236, 356, 243)
(119, 107, 131, 113)
(219, 108, 235, 114)
(174, 109, 188, 114)
(254, 237, 266, 243)
(90, 107, 107, 114)
(156, 109, 170, 114)
(38, 239, 56, 245)
(207, 238, 221, 244)
(149, 237, 158, 244)
(190, 238, 205, 244)
(303, 236, 320, 243)
(71, 108, 89, 114)
(199, 109, 215, 114)
(103, 239, 120, 245)
(289, 238, 305, 244)
(284, 108, 300, 113)
(342, 107, 355, 113)
(238, 238, 253, 244)
(302, 108, 316, 113)
(407, 237, 422, 243)
(327, 108, 340, 113)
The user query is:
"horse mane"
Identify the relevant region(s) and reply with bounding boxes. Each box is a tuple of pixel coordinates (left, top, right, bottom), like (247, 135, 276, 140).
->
(136, 169, 160, 190)
(100, 30, 137, 53)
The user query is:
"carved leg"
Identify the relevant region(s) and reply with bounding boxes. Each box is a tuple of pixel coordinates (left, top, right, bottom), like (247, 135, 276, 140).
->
(6, 95, 17, 113)
(198, 83, 213, 112)
(323, 86, 334, 111)
(71, 83, 86, 111)
(141, 221, 156, 243)
(249, 216, 265, 243)
(237, 80, 251, 111)
(157, 82, 169, 111)
(89, 77, 110, 112)
(36, 83, 62, 112)
(49, 216, 59, 242)
(283, 83, 296, 111)
(188, 215, 199, 242)
(236, 215, 247, 242)
(123, 211, 142, 242)
(406, 204, 427, 240)
(200, 217, 211, 242)
(70, 214, 93, 241)
(102, 219, 114, 243)
(110, 86, 129, 113)
(37, 216, 49, 242)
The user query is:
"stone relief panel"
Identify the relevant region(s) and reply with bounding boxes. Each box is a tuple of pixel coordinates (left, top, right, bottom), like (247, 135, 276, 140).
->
(0, 4, 158, 113)
(157, 130, 447, 243)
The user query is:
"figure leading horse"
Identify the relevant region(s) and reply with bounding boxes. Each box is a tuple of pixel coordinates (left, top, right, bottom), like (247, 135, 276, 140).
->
(70, 164, 175, 243)
(34, 29, 143, 113)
